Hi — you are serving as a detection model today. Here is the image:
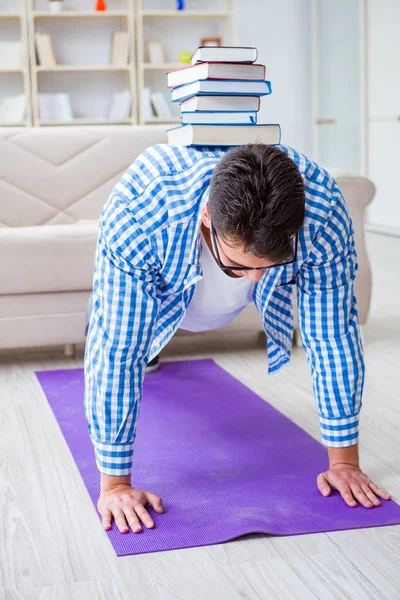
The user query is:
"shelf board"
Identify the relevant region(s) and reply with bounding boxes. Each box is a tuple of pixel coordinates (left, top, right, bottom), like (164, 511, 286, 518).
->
(0, 12, 22, 19)
(35, 65, 130, 72)
(140, 10, 233, 18)
(145, 117, 180, 124)
(0, 120, 29, 126)
(33, 10, 129, 18)
(38, 118, 134, 126)
(0, 68, 26, 73)
(142, 63, 184, 70)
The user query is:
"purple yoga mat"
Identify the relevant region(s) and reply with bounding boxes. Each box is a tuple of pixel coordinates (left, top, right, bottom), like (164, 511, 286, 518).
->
(36, 359, 400, 556)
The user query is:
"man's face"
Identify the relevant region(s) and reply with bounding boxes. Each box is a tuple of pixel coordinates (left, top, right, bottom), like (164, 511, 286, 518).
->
(201, 205, 275, 283)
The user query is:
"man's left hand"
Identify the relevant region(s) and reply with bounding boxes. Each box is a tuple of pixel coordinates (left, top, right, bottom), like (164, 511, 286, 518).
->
(317, 463, 391, 508)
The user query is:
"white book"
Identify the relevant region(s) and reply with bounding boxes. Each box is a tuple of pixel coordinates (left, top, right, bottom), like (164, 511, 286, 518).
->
(151, 92, 172, 118)
(171, 79, 271, 102)
(56, 93, 73, 121)
(167, 62, 265, 89)
(108, 90, 131, 119)
(2, 94, 26, 122)
(38, 93, 54, 120)
(191, 46, 258, 65)
(0, 98, 13, 122)
(166, 123, 281, 147)
(142, 87, 154, 120)
(180, 95, 260, 112)
(181, 111, 257, 125)
(117, 90, 131, 118)
(0, 42, 23, 69)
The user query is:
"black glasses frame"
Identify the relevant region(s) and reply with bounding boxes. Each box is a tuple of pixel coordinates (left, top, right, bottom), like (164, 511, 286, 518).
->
(210, 223, 299, 272)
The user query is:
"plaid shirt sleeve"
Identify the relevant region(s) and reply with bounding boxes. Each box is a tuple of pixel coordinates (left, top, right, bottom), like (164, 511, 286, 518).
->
(84, 191, 161, 476)
(297, 181, 365, 448)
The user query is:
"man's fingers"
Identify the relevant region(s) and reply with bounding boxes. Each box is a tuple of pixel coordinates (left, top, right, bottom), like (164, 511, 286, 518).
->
(101, 508, 112, 530)
(369, 481, 391, 500)
(146, 491, 164, 513)
(124, 508, 143, 533)
(317, 472, 331, 496)
(338, 484, 358, 507)
(350, 485, 374, 508)
(361, 484, 381, 507)
(133, 503, 155, 529)
(113, 508, 129, 533)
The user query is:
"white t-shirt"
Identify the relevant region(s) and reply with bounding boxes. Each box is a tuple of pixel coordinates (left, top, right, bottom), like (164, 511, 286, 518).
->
(179, 232, 255, 332)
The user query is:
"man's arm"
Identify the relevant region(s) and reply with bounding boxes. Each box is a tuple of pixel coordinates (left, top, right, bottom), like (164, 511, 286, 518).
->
(297, 181, 390, 507)
(84, 191, 161, 477)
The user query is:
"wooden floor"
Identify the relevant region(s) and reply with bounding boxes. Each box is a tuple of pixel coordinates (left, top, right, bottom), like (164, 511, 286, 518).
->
(1, 231, 400, 600)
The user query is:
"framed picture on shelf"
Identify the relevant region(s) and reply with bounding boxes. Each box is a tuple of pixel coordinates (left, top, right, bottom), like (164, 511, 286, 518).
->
(146, 40, 166, 64)
(200, 37, 222, 47)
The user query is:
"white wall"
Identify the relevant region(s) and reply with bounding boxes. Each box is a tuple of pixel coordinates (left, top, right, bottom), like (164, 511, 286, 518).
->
(237, 0, 313, 157)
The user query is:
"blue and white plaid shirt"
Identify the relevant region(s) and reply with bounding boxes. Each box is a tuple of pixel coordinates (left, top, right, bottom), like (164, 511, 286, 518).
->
(84, 143, 364, 476)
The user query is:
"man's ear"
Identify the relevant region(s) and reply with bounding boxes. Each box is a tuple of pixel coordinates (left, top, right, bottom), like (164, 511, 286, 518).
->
(201, 204, 211, 228)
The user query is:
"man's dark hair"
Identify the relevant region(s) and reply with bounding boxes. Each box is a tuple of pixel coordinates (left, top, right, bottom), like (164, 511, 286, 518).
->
(208, 144, 305, 262)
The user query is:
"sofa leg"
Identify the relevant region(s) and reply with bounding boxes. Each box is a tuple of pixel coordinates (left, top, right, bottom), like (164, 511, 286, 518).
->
(64, 343, 76, 358)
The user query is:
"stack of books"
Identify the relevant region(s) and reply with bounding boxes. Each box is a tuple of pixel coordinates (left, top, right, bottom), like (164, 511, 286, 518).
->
(166, 46, 280, 147)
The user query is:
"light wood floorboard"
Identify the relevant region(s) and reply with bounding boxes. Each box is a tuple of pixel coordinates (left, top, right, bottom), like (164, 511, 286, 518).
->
(1, 232, 399, 600)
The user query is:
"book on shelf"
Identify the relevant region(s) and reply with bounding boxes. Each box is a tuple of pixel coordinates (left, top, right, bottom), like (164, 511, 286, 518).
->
(181, 111, 257, 125)
(35, 33, 57, 67)
(191, 46, 258, 65)
(0, 42, 23, 69)
(167, 62, 266, 89)
(142, 87, 154, 119)
(166, 123, 281, 147)
(110, 31, 129, 66)
(171, 79, 272, 103)
(38, 93, 73, 121)
(106, 90, 131, 119)
(151, 92, 172, 118)
(180, 95, 260, 112)
(0, 94, 26, 123)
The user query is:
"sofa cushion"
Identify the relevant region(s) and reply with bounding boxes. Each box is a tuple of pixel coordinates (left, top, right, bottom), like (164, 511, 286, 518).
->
(0, 223, 98, 295)
(0, 125, 167, 227)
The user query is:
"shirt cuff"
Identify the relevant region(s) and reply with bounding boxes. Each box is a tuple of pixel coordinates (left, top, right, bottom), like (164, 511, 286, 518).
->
(319, 414, 360, 448)
(92, 439, 134, 476)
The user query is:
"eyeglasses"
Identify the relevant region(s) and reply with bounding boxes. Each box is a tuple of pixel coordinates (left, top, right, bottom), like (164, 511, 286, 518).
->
(210, 223, 298, 272)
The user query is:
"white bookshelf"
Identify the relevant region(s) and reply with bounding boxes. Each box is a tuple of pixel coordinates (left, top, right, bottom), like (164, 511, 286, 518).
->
(27, 0, 137, 126)
(136, 0, 237, 125)
(0, 1, 31, 126)
(0, 0, 237, 127)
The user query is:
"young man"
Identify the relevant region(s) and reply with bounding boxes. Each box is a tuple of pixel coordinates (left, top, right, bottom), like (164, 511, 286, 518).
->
(84, 143, 390, 535)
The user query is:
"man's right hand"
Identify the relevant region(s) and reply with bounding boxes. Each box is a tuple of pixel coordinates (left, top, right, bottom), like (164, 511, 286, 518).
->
(98, 474, 164, 534)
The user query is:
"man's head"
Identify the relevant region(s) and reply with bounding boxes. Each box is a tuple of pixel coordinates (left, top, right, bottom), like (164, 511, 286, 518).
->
(202, 144, 305, 282)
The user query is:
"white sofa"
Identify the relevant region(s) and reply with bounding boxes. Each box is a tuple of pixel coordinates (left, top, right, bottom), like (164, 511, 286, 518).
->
(0, 126, 374, 351)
